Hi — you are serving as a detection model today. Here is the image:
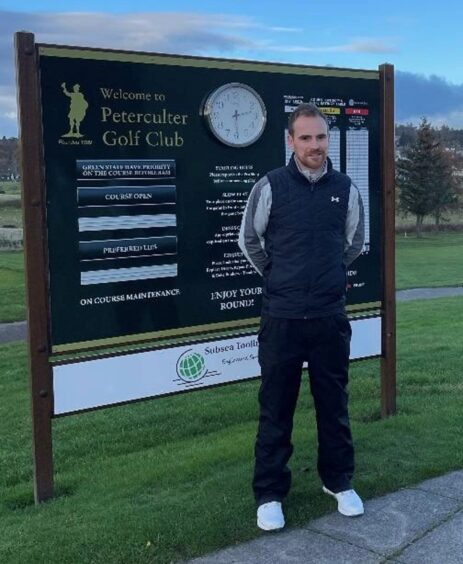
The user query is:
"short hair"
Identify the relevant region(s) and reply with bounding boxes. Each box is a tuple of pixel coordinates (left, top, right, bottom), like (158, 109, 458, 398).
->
(288, 103, 329, 136)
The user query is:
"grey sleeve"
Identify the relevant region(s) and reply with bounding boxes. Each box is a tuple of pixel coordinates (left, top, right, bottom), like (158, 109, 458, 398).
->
(343, 183, 365, 266)
(238, 176, 272, 276)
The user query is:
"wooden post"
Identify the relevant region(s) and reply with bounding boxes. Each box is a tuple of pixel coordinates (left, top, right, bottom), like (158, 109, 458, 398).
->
(379, 63, 396, 417)
(15, 32, 54, 503)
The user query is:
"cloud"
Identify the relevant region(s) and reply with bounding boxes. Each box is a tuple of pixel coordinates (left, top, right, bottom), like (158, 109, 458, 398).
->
(0, 85, 17, 138)
(2, 10, 463, 133)
(268, 26, 302, 33)
(264, 38, 397, 54)
(0, 9, 403, 137)
(0, 11, 259, 62)
(395, 71, 463, 124)
(347, 39, 398, 53)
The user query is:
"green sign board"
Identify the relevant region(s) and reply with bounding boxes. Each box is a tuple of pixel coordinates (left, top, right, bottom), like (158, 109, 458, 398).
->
(38, 46, 381, 350)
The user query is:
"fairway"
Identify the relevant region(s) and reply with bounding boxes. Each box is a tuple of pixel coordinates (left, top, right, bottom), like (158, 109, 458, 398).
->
(396, 232, 463, 289)
(1, 297, 462, 563)
(0, 252, 25, 323)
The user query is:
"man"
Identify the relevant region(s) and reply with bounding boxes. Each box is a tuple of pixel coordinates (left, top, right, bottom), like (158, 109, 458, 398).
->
(238, 103, 365, 531)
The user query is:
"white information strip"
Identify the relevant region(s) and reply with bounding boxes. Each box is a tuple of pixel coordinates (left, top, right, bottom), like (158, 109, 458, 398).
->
(346, 129, 370, 246)
(53, 316, 381, 415)
(328, 127, 341, 171)
(284, 129, 292, 164)
(78, 214, 177, 231)
(81, 264, 178, 285)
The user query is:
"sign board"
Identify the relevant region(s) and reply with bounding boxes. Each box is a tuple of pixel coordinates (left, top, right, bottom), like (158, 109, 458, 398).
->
(37, 46, 382, 351)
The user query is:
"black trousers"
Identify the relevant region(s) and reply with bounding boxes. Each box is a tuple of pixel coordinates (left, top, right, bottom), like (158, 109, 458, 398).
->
(253, 314, 354, 505)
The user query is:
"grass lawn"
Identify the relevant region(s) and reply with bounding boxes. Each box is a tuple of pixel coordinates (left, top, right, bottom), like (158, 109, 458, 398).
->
(0, 252, 25, 323)
(0, 182, 21, 228)
(396, 232, 463, 289)
(0, 297, 462, 562)
(0, 181, 20, 195)
(0, 206, 22, 229)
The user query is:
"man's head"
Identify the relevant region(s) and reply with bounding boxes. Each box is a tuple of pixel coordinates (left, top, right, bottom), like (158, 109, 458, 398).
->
(288, 103, 329, 172)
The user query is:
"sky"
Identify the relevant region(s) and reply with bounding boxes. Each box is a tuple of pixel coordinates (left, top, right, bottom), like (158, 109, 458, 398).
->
(2, 0, 463, 137)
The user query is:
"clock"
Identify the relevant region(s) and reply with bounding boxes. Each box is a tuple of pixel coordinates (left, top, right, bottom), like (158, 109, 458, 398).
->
(201, 82, 267, 147)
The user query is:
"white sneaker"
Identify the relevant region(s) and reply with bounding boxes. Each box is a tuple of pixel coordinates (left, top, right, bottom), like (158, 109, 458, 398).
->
(257, 501, 285, 531)
(322, 486, 364, 517)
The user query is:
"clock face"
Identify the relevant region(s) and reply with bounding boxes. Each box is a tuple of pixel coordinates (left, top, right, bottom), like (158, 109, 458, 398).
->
(202, 83, 267, 147)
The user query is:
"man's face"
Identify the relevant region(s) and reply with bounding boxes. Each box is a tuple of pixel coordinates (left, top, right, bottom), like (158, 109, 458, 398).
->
(288, 115, 329, 172)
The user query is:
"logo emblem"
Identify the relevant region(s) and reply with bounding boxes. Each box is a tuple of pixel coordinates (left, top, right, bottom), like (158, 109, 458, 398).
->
(61, 82, 89, 138)
(331, 196, 340, 203)
(176, 350, 208, 383)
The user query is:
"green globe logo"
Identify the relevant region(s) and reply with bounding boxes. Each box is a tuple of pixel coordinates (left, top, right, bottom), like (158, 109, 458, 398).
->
(176, 350, 207, 383)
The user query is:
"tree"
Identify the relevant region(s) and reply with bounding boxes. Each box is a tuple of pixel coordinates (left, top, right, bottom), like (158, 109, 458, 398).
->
(395, 123, 417, 149)
(430, 149, 460, 227)
(396, 118, 457, 237)
(0, 137, 20, 179)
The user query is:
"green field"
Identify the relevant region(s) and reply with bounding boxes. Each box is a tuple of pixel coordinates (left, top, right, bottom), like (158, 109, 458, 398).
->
(0, 181, 20, 195)
(1, 232, 462, 323)
(0, 252, 25, 323)
(0, 206, 22, 229)
(0, 182, 22, 229)
(396, 232, 463, 289)
(0, 297, 462, 563)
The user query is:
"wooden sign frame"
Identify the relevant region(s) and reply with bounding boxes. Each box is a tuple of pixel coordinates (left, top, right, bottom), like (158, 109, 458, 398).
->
(15, 31, 395, 503)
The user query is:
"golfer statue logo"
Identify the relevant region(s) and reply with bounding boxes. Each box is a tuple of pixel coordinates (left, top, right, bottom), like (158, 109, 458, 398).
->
(176, 350, 207, 383)
(61, 82, 89, 138)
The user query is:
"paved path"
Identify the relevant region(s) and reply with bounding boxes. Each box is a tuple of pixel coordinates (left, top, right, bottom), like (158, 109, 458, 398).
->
(0, 320, 27, 344)
(1, 287, 462, 345)
(396, 286, 463, 301)
(190, 471, 463, 563)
